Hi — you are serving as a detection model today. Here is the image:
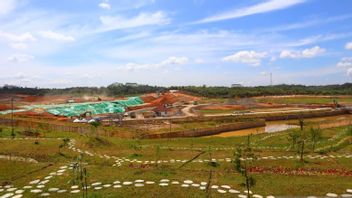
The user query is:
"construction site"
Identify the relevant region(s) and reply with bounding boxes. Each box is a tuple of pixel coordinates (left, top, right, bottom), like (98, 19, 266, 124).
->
(1, 91, 351, 139)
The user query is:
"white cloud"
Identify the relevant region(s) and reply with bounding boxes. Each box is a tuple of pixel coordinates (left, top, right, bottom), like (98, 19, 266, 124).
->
(196, 0, 305, 24)
(9, 42, 27, 49)
(280, 46, 325, 59)
(336, 57, 352, 77)
(99, 0, 111, 10)
(348, 68, 352, 76)
(8, 54, 34, 63)
(222, 50, 267, 66)
(99, 11, 170, 31)
(346, 42, 352, 50)
(0, 31, 36, 42)
(195, 58, 205, 64)
(0, 0, 17, 15)
(121, 56, 189, 71)
(337, 57, 352, 68)
(38, 31, 75, 42)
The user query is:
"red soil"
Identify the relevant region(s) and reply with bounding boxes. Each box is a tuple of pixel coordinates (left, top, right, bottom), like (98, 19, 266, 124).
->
(198, 104, 246, 111)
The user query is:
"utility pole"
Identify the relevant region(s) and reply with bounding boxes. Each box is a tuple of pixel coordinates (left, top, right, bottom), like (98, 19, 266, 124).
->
(270, 73, 273, 86)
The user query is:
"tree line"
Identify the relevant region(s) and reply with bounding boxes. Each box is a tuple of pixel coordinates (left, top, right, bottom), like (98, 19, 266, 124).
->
(0, 83, 351, 98)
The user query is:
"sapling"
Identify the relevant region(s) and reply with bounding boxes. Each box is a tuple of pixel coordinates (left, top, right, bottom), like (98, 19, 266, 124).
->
(309, 127, 322, 151)
(71, 154, 89, 198)
(234, 135, 256, 198)
(59, 138, 70, 154)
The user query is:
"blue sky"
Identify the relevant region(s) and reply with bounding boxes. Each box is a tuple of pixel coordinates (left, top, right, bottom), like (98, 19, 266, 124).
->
(0, 0, 352, 88)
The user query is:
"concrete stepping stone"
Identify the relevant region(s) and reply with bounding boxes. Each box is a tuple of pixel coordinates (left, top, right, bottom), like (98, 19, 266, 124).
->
(48, 188, 59, 192)
(192, 184, 200, 187)
(1, 193, 14, 198)
(326, 193, 338, 197)
(71, 185, 79, 189)
(159, 183, 169, 187)
(123, 181, 133, 186)
(253, 195, 263, 198)
(0, 189, 3, 192)
(217, 189, 227, 193)
(15, 190, 24, 194)
(113, 185, 122, 188)
(29, 179, 40, 184)
(244, 190, 253, 194)
(39, 180, 49, 184)
(37, 185, 45, 189)
(181, 184, 189, 188)
(12, 195, 23, 198)
(160, 179, 169, 183)
(200, 186, 206, 190)
(135, 183, 144, 187)
(40, 193, 50, 197)
(57, 189, 67, 193)
(200, 182, 207, 186)
(6, 188, 17, 192)
(135, 180, 144, 183)
(23, 186, 32, 189)
(266, 196, 275, 198)
(103, 184, 111, 188)
(211, 185, 219, 189)
(113, 181, 120, 184)
(184, 180, 193, 184)
(30, 189, 42, 193)
(92, 182, 102, 186)
(221, 185, 230, 189)
(171, 181, 179, 185)
(146, 181, 155, 185)
(238, 195, 248, 198)
(341, 194, 352, 198)
(94, 187, 103, 190)
(229, 189, 240, 194)
(44, 176, 52, 180)
(347, 189, 352, 193)
(71, 190, 80, 193)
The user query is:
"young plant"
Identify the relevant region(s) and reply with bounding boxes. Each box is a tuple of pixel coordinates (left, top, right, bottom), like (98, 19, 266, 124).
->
(287, 130, 300, 151)
(309, 127, 322, 151)
(296, 131, 308, 162)
(234, 135, 256, 198)
(71, 154, 89, 198)
(59, 138, 70, 154)
(90, 121, 101, 137)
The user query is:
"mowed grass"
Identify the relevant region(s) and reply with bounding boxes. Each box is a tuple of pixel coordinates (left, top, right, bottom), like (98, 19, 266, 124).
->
(255, 96, 352, 104)
(0, 124, 351, 197)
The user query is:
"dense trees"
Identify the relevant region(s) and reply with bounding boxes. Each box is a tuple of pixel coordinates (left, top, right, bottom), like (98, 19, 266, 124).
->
(1, 83, 351, 97)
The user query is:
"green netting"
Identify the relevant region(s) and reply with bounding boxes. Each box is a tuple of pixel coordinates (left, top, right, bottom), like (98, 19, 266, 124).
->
(45, 97, 144, 117)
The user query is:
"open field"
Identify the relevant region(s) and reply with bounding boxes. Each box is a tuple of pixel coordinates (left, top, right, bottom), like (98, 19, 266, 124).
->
(0, 92, 351, 197)
(0, 121, 351, 197)
(255, 95, 352, 105)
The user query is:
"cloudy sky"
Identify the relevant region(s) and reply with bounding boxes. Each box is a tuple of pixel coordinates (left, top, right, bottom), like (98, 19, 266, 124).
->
(0, 0, 352, 88)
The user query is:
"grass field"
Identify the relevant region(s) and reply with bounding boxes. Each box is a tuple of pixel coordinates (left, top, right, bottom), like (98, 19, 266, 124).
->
(255, 96, 352, 105)
(0, 123, 351, 198)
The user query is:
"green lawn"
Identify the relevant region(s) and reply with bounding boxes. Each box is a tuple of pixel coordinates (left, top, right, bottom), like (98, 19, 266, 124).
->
(0, 124, 351, 197)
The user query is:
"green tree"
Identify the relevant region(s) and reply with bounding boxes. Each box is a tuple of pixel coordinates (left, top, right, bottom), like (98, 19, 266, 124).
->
(287, 130, 300, 151)
(309, 127, 322, 151)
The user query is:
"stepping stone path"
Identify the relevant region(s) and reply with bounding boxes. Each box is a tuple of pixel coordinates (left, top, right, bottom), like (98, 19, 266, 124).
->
(1, 138, 351, 198)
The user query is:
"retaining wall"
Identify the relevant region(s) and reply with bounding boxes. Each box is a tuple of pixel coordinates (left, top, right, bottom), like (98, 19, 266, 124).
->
(141, 120, 265, 139)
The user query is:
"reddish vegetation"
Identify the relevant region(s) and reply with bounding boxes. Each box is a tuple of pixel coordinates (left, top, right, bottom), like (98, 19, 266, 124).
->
(198, 104, 246, 111)
(249, 166, 352, 176)
(0, 104, 18, 111)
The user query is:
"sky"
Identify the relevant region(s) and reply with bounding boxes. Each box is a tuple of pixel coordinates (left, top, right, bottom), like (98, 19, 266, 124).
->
(0, 0, 352, 88)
